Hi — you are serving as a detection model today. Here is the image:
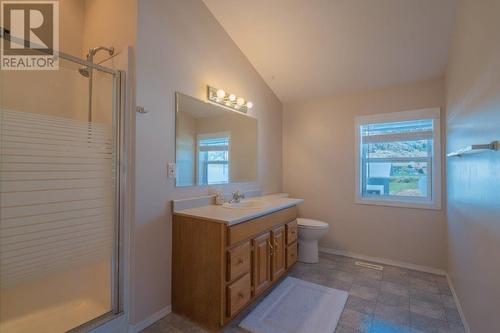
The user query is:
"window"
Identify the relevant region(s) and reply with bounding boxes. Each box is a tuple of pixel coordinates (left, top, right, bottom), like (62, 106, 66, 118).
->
(197, 133, 230, 185)
(355, 109, 441, 209)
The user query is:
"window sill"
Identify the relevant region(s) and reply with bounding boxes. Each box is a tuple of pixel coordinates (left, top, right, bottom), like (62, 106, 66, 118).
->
(354, 197, 442, 210)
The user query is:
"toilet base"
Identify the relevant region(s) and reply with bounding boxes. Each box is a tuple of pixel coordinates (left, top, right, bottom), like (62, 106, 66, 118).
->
(298, 239, 319, 263)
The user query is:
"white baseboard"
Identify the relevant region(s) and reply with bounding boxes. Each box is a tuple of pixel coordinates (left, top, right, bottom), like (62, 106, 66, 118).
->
(128, 305, 171, 333)
(319, 247, 447, 276)
(446, 275, 472, 333)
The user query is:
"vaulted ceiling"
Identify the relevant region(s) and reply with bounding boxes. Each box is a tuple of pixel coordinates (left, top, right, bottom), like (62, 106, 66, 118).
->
(203, 0, 457, 103)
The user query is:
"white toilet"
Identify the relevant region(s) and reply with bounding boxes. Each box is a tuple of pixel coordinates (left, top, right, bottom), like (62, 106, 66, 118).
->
(297, 218, 330, 263)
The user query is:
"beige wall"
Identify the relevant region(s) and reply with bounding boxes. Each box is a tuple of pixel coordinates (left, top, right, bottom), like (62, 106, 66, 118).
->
(1, 0, 86, 120)
(445, 0, 500, 332)
(81, 0, 137, 125)
(60, 0, 85, 58)
(134, 0, 282, 324)
(82, 0, 137, 63)
(283, 78, 447, 270)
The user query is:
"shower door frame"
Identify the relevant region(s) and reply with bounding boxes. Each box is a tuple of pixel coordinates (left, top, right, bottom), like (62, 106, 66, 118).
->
(1, 32, 128, 332)
(66, 57, 127, 332)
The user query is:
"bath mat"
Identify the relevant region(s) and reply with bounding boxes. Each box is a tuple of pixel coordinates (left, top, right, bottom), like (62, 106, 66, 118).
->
(239, 277, 348, 333)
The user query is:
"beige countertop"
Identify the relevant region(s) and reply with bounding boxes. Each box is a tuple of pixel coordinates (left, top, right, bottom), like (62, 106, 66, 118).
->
(173, 194, 303, 226)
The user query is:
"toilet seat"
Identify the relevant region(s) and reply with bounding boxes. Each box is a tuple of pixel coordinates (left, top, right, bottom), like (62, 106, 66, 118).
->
(297, 218, 328, 229)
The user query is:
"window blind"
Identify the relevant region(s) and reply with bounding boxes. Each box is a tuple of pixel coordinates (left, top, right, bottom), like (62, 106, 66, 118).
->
(198, 137, 229, 152)
(361, 119, 434, 144)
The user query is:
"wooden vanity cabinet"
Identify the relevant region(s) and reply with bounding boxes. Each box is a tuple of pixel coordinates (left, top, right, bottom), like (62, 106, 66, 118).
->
(172, 206, 298, 331)
(226, 273, 251, 317)
(286, 219, 298, 244)
(285, 220, 298, 268)
(271, 226, 286, 280)
(252, 232, 272, 296)
(286, 243, 298, 268)
(227, 241, 251, 282)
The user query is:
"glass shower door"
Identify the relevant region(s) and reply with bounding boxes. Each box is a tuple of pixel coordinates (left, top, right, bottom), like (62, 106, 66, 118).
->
(0, 55, 122, 333)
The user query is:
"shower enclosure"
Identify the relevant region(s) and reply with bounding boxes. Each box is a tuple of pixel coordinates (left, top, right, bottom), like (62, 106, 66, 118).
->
(0, 39, 125, 332)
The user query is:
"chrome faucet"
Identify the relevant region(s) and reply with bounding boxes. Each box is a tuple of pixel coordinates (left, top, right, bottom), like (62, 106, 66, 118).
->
(231, 190, 245, 203)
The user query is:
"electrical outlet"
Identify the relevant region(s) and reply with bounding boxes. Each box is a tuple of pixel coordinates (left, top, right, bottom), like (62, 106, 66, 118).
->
(167, 163, 176, 178)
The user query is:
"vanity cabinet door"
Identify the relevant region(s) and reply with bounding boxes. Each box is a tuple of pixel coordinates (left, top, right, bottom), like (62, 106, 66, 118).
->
(252, 233, 272, 296)
(271, 226, 286, 280)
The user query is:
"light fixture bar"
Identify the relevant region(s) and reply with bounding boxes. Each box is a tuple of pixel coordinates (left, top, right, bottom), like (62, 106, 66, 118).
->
(207, 85, 253, 113)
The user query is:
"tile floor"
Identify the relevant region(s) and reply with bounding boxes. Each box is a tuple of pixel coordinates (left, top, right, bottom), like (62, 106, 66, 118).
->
(141, 253, 465, 333)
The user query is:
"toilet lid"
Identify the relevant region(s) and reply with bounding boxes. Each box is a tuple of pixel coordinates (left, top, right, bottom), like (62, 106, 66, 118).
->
(297, 218, 329, 229)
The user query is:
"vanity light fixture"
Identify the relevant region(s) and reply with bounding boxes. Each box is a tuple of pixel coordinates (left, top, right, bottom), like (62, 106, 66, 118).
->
(207, 85, 253, 113)
(216, 89, 226, 99)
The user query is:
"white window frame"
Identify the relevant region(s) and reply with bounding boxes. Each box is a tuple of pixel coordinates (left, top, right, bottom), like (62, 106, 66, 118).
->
(354, 108, 442, 210)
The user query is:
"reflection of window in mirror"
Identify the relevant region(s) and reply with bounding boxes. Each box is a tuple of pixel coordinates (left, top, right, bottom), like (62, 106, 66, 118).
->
(197, 132, 230, 185)
(175, 92, 257, 187)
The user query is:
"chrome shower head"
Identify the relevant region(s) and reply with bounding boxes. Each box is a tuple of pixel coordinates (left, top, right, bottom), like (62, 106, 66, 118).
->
(78, 45, 114, 78)
(78, 67, 90, 77)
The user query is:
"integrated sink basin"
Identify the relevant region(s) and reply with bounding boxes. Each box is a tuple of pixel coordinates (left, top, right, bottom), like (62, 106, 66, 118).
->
(222, 199, 270, 210)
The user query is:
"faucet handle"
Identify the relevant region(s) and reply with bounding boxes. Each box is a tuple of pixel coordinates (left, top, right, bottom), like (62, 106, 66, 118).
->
(215, 191, 225, 205)
(232, 189, 245, 202)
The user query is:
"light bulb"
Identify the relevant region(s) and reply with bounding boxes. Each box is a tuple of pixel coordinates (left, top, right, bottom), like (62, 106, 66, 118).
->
(236, 97, 245, 106)
(228, 94, 236, 102)
(216, 89, 226, 99)
(246, 101, 253, 109)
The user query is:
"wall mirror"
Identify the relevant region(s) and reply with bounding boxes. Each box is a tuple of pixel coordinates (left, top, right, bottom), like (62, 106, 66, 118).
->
(175, 92, 257, 187)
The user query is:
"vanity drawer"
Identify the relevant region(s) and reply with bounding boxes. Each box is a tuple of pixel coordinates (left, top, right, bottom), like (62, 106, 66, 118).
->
(227, 241, 251, 282)
(286, 242, 298, 268)
(226, 273, 251, 317)
(227, 206, 297, 246)
(286, 220, 298, 245)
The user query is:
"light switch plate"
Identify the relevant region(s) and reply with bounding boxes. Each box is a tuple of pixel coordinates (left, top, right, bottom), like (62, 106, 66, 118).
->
(167, 163, 176, 178)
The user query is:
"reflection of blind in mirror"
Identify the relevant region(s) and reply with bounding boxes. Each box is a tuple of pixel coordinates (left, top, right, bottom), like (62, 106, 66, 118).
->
(198, 137, 229, 151)
(198, 135, 230, 185)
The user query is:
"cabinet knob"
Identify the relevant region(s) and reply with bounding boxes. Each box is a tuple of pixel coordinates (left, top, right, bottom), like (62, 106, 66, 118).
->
(237, 258, 243, 265)
(238, 292, 245, 299)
